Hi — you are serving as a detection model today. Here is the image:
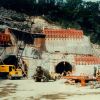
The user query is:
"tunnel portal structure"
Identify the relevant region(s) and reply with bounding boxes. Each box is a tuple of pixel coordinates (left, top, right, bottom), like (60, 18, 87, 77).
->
(0, 27, 100, 79)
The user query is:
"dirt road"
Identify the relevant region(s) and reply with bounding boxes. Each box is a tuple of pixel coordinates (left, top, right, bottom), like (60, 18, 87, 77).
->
(0, 79, 100, 100)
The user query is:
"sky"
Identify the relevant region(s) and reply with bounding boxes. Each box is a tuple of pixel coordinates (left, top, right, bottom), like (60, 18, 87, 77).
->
(63, 0, 99, 2)
(84, 0, 99, 1)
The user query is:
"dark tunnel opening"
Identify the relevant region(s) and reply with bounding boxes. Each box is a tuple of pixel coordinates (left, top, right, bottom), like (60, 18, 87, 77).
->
(55, 61, 72, 74)
(1, 55, 18, 68)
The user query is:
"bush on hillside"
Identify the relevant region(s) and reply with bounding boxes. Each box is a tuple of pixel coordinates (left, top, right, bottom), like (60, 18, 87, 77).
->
(11, 14, 26, 22)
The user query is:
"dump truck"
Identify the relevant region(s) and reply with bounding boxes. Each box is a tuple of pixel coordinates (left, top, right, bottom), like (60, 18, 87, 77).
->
(0, 65, 23, 79)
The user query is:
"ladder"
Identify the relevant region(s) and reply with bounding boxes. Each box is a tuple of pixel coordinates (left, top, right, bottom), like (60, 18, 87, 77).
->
(16, 40, 28, 77)
(17, 41, 26, 62)
(0, 47, 6, 64)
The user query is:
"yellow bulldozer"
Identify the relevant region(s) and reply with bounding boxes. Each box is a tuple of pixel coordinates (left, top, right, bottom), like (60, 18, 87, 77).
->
(0, 65, 23, 79)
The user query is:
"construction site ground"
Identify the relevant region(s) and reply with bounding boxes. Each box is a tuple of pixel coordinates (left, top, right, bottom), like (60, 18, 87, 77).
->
(0, 79, 100, 100)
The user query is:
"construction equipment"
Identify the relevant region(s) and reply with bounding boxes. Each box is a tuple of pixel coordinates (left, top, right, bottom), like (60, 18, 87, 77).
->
(33, 66, 45, 82)
(0, 65, 23, 79)
(33, 66, 49, 82)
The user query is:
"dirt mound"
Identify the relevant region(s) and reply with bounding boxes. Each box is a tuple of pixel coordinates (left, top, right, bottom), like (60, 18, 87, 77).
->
(30, 16, 62, 33)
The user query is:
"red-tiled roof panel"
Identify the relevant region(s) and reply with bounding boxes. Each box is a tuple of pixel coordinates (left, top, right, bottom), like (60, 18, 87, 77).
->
(74, 56, 100, 65)
(43, 28, 83, 38)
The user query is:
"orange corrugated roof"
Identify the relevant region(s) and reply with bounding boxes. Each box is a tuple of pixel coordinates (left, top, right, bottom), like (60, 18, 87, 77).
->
(43, 28, 83, 38)
(74, 55, 100, 65)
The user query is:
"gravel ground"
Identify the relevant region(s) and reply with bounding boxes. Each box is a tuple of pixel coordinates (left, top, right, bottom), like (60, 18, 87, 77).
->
(0, 79, 100, 100)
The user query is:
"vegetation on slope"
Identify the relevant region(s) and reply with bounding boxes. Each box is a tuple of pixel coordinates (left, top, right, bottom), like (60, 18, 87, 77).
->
(0, 0, 100, 44)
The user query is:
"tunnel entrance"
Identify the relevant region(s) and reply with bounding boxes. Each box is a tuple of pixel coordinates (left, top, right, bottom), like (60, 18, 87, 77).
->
(1, 55, 18, 68)
(55, 61, 72, 74)
(0, 55, 28, 76)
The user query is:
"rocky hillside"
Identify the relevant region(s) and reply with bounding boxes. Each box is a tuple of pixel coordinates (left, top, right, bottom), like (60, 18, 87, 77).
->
(92, 43, 100, 57)
(31, 16, 62, 33)
(0, 8, 61, 33)
(0, 8, 100, 57)
(0, 7, 30, 31)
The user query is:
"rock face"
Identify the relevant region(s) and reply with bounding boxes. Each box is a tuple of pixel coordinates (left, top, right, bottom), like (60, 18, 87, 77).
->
(0, 8, 62, 34)
(0, 7, 30, 31)
(31, 16, 62, 33)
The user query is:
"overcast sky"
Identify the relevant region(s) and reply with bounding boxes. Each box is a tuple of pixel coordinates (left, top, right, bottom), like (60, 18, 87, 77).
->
(63, 0, 99, 2)
(84, 0, 99, 1)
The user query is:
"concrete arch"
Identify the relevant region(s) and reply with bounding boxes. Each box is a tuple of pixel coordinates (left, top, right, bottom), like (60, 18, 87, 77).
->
(55, 61, 72, 74)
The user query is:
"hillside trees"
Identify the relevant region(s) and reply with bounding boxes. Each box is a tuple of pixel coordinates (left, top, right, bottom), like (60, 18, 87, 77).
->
(0, 0, 100, 44)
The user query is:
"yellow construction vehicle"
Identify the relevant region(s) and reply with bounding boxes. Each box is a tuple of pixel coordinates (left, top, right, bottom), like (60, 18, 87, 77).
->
(0, 65, 23, 79)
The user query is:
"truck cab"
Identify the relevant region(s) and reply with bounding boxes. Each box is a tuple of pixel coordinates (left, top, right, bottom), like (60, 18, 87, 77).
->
(0, 65, 23, 79)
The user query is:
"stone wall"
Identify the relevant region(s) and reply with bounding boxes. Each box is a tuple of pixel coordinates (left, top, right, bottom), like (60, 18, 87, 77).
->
(45, 36, 92, 54)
